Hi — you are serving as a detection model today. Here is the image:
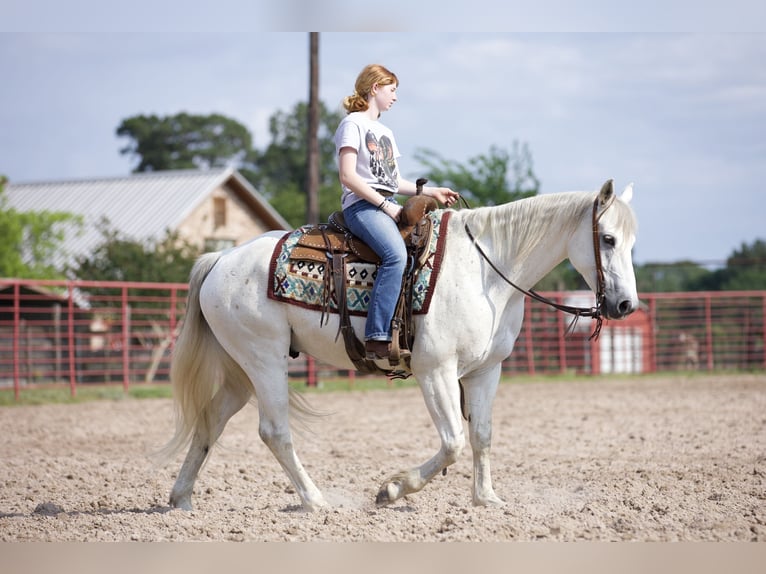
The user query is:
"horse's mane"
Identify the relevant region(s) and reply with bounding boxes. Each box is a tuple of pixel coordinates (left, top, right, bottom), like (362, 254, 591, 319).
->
(459, 191, 636, 264)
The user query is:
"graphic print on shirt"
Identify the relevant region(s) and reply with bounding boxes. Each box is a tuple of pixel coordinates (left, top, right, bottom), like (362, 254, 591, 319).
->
(365, 130, 398, 189)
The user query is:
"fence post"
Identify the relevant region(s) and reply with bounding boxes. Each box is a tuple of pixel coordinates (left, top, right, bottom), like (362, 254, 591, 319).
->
(591, 330, 601, 375)
(763, 293, 766, 371)
(556, 294, 567, 374)
(306, 356, 316, 387)
(169, 287, 178, 351)
(705, 294, 714, 371)
(53, 303, 62, 383)
(524, 298, 535, 376)
(67, 282, 77, 397)
(12, 281, 20, 401)
(122, 286, 131, 392)
(648, 295, 657, 373)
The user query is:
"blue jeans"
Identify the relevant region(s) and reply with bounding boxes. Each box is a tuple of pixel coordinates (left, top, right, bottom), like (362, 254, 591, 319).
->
(343, 198, 407, 341)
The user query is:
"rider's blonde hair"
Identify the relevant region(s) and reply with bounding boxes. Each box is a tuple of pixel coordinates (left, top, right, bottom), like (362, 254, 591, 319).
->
(342, 64, 399, 114)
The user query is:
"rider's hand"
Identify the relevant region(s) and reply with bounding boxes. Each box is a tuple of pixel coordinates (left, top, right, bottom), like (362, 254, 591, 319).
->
(382, 201, 402, 222)
(427, 186, 459, 207)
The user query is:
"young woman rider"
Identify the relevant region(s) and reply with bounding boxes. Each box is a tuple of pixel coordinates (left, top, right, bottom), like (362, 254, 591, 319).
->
(334, 64, 459, 360)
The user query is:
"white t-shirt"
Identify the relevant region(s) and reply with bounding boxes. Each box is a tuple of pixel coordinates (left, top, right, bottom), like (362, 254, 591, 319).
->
(334, 112, 401, 209)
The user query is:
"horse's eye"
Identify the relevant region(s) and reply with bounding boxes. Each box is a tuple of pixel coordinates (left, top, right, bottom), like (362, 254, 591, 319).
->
(603, 234, 616, 247)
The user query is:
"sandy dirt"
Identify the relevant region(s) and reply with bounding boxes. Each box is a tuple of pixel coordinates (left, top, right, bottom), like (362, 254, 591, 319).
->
(1, 374, 764, 542)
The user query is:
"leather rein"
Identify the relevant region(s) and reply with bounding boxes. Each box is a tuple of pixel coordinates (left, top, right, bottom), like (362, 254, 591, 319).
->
(464, 196, 610, 341)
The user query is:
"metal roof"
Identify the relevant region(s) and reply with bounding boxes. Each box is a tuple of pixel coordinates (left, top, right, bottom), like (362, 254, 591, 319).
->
(4, 168, 290, 270)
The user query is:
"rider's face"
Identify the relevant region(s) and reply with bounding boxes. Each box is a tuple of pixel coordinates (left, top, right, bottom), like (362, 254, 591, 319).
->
(372, 82, 397, 112)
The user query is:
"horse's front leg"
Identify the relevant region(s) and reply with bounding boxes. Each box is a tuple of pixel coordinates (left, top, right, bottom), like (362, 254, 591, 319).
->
(376, 369, 465, 506)
(461, 364, 505, 506)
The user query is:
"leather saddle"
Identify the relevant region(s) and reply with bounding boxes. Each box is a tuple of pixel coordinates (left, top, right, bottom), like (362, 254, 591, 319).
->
(291, 194, 436, 266)
(288, 180, 438, 375)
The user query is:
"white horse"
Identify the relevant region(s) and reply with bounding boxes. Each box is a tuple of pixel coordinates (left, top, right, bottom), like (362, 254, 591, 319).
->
(160, 179, 638, 511)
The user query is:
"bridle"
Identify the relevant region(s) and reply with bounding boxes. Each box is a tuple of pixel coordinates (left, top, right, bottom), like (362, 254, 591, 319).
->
(464, 195, 611, 341)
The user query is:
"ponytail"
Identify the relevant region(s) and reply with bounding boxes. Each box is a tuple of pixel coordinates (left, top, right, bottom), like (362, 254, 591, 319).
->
(342, 64, 399, 114)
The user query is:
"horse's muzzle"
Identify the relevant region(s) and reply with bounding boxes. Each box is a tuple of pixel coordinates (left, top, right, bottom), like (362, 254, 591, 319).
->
(605, 297, 637, 320)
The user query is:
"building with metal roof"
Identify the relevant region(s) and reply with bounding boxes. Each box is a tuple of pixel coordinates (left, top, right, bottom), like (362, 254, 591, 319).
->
(4, 168, 291, 270)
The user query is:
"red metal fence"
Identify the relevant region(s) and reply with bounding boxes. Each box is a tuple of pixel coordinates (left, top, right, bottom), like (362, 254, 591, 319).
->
(502, 291, 765, 375)
(0, 279, 187, 400)
(2, 278, 764, 399)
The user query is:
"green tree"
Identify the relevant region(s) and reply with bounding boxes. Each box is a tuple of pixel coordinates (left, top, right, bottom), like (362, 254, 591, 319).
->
(413, 143, 557, 286)
(69, 219, 200, 283)
(533, 261, 588, 291)
(634, 240, 766, 293)
(688, 239, 766, 291)
(117, 113, 253, 172)
(0, 176, 82, 279)
(242, 101, 344, 227)
(69, 221, 202, 384)
(635, 261, 711, 292)
(414, 141, 540, 207)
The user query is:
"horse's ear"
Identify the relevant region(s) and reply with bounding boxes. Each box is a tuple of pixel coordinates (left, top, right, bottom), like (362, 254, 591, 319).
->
(621, 183, 634, 204)
(598, 179, 615, 207)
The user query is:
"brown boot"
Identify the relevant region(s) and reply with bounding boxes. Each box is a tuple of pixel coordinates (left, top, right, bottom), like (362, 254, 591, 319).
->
(365, 340, 412, 364)
(365, 340, 391, 360)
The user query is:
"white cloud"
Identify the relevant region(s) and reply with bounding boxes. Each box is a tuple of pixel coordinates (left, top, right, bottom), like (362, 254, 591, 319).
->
(2, 31, 765, 264)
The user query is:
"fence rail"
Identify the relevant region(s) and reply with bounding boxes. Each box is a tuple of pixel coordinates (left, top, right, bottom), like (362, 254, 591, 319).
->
(2, 278, 764, 399)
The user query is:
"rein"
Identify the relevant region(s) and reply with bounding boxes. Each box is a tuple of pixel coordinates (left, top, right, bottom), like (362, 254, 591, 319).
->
(464, 196, 609, 341)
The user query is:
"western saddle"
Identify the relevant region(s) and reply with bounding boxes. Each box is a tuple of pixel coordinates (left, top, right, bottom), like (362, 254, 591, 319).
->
(288, 179, 438, 375)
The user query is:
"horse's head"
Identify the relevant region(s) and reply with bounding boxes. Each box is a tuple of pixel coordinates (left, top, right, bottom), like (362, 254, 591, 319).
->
(568, 179, 639, 320)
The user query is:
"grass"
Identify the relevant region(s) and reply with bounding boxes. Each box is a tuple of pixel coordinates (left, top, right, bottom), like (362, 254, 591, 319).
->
(2, 370, 757, 407)
(291, 375, 419, 393)
(0, 376, 415, 407)
(0, 384, 173, 406)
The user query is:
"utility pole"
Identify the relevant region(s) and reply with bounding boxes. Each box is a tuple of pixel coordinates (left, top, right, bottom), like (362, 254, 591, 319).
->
(306, 32, 320, 226)
(306, 32, 320, 387)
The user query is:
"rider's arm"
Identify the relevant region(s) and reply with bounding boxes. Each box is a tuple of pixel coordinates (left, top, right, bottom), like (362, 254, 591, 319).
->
(338, 147, 402, 220)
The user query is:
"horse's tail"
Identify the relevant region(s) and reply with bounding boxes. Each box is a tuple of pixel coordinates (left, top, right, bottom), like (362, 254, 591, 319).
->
(154, 250, 322, 466)
(154, 251, 254, 465)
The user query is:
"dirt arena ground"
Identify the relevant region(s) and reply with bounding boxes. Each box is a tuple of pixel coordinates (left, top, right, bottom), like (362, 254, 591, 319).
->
(1, 373, 764, 542)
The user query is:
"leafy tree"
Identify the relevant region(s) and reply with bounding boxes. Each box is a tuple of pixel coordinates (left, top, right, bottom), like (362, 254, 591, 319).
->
(242, 101, 344, 227)
(69, 219, 200, 283)
(69, 220, 202, 384)
(633, 240, 766, 293)
(635, 261, 712, 293)
(534, 261, 588, 291)
(414, 142, 560, 287)
(414, 141, 540, 207)
(117, 113, 253, 172)
(0, 176, 82, 279)
(688, 239, 766, 291)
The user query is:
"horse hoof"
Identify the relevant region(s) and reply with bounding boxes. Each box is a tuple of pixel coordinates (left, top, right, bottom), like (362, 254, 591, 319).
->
(375, 489, 391, 507)
(375, 481, 401, 506)
(473, 495, 505, 507)
(169, 496, 193, 511)
(303, 498, 330, 512)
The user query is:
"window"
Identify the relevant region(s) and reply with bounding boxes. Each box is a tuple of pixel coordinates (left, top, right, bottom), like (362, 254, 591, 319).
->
(213, 197, 227, 229)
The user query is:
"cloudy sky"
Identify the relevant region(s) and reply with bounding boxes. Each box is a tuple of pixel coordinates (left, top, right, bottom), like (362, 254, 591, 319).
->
(1, 25, 765, 266)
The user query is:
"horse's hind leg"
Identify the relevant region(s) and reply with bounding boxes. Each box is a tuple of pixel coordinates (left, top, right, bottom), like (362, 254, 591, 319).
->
(169, 383, 250, 510)
(461, 365, 505, 506)
(253, 365, 328, 511)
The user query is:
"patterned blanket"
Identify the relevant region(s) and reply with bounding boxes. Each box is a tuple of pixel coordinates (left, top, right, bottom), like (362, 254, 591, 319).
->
(268, 210, 452, 316)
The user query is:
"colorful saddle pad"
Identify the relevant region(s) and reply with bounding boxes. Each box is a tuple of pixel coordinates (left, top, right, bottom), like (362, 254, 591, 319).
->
(268, 210, 452, 316)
